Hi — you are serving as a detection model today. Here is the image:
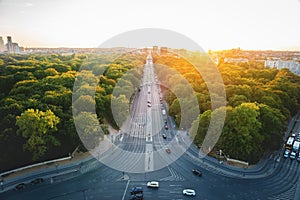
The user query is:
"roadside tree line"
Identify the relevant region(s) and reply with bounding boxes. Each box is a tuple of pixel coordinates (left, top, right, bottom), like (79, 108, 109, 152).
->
(153, 52, 300, 164)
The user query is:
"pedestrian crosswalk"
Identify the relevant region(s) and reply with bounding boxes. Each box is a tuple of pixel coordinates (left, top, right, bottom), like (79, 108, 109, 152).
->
(125, 115, 146, 138)
(80, 160, 101, 174)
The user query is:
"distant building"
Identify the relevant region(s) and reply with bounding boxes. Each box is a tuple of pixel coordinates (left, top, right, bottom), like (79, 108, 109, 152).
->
(2, 36, 23, 54)
(160, 47, 168, 55)
(152, 46, 158, 54)
(265, 60, 300, 75)
(224, 57, 248, 64)
(12, 42, 20, 53)
(6, 36, 13, 53)
(0, 37, 4, 52)
(143, 47, 149, 53)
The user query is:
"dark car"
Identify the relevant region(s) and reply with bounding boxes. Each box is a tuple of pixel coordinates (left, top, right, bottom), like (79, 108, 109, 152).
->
(14, 183, 26, 191)
(130, 187, 143, 200)
(162, 134, 167, 139)
(131, 186, 143, 195)
(192, 169, 202, 176)
(129, 195, 143, 200)
(31, 178, 44, 185)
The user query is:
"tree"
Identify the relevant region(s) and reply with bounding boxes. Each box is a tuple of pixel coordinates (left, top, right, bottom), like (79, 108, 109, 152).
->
(228, 94, 249, 107)
(73, 112, 103, 149)
(73, 95, 96, 115)
(16, 109, 60, 160)
(258, 104, 286, 151)
(190, 110, 211, 147)
(110, 94, 129, 129)
(220, 103, 262, 163)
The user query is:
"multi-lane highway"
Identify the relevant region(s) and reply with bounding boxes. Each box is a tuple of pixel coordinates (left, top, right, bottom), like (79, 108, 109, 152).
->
(1, 54, 300, 200)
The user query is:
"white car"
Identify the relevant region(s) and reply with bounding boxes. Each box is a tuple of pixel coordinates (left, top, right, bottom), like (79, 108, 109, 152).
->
(183, 189, 196, 196)
(284, 149, 290, 158)
(290, 151, 296, 159)
(297, 154, 300, 162)
(147, 181, 159, 188)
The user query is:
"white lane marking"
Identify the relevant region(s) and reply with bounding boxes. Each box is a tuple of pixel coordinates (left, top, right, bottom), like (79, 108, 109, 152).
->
(121, 180, 130, 200)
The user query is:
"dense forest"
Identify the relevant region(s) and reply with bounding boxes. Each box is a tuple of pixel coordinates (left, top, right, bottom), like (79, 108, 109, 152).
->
(154, 52, 300, 164)
(0, 53, 145, 172)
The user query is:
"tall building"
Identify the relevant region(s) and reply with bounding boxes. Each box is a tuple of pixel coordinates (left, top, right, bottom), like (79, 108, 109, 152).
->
(12, 43, 20, 53)
(6, 36, 13, 53)
(0, 37, 4, 52)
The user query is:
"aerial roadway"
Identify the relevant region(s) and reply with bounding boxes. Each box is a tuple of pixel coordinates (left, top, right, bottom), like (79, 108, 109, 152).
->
(1, 54, 300, 200)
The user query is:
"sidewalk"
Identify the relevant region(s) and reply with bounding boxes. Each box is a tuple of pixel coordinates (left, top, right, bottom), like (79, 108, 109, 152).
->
(0, 150, 94, 193)
(186, 150, 277, 179)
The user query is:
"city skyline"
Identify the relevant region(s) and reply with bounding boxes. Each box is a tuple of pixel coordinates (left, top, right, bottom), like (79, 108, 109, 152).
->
(0, 0, 300, 51)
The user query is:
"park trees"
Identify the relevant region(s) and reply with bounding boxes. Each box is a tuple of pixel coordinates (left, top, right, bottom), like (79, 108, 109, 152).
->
(154, 53, 300, 164)
(16, 109, 60, 160)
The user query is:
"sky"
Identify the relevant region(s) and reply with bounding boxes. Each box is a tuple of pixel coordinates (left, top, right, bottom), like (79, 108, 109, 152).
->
(0, 0, 300, 50)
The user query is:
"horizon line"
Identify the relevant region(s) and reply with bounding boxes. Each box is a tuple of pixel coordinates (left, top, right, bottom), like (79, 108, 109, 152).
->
(19, 46, 300, 52)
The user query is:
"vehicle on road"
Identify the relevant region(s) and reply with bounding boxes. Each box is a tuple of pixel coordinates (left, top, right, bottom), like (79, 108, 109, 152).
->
(285, 137, 294, 150)
(165, 147, 171, 154)
(284, 149, 290, 158)
(162, 109, 166, 115)
(164, 125, 168, 130)
(129, 194, 143, 200)
(192, 169, 202, 176)
(290, 151, 296, 159)
(183, 189, 196, 196)
(130, 187, 143, 200)
(162, 134, 167, 139)
(297, 154, 300, 162)
(147, 181, 159, 188)
(31, 178, 44, 185)
(14, 183, 26, 191)
(293, 140, 300, 152)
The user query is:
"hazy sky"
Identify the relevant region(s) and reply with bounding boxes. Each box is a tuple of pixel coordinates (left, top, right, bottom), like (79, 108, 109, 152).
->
(0, 0, 300, 50)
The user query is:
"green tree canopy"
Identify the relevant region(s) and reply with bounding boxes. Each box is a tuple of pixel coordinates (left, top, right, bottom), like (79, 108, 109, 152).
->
(16, 109, 60, 160)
